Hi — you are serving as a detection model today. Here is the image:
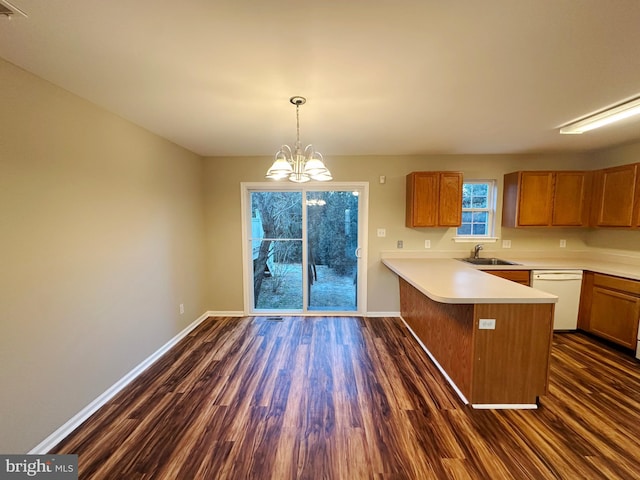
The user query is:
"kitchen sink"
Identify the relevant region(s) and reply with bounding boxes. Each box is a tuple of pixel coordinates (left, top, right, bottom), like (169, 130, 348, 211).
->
(457, 257, 520, 266)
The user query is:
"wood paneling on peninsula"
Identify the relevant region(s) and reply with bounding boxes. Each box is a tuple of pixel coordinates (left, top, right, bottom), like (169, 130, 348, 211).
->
(400, 279, 553, 405)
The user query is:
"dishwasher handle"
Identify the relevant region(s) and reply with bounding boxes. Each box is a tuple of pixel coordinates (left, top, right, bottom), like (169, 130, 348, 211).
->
(532, 273, 583, 281)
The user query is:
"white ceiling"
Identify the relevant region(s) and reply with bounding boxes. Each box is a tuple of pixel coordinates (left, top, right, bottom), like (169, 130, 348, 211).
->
(2, 0, 640, 157)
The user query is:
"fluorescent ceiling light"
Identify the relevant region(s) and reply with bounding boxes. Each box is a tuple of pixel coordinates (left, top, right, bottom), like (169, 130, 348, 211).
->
(0, 0, 28, 18)
(559, 97, 640, 134)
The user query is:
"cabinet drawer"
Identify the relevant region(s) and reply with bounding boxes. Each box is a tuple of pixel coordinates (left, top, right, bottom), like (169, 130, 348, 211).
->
(484, 270, 531, 286)
(593, 274, 640, 295)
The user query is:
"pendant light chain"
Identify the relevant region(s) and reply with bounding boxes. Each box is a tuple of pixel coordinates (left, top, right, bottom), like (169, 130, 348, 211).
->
(295, 102, 301, 152)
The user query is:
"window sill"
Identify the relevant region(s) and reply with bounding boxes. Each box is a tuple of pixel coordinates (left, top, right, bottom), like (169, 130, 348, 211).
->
(452, 237, 499, 243)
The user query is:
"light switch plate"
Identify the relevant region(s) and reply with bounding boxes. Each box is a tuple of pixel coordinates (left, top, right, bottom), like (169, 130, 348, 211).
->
(424, 240, 431, 249)
(560, 239, 566, 248)
(502, 240, 511, 248)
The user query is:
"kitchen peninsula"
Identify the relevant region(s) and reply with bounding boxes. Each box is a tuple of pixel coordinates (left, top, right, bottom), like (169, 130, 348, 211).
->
(383, 258, 558, 409)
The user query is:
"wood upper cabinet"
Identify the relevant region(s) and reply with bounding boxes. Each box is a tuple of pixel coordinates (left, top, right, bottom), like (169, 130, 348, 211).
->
(406, 171, 462, 227)
(552, 171, 591, 226)
(503, 171, 553, 226)
(502, 171, 590, 227)
(578, 272, 640, 350)
(591, 163, 639, 227)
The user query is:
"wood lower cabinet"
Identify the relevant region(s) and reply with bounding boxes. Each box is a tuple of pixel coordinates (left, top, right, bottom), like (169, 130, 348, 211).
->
(406, 171, 462, 227)
(484, 269, 530, 286)
(578, 272, 640, 349)
(502, 171, 590, 227)
(590, 288, 640, 349)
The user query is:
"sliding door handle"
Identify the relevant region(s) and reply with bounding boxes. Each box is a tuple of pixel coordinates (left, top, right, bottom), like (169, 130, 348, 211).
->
(355, 247, 362, 258)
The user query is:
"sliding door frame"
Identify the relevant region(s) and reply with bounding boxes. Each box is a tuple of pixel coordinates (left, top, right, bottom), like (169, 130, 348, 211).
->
(240, 182, 368, 316)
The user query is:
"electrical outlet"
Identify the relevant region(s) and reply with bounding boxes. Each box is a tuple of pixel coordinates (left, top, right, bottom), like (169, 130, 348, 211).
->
(560, 239, 566, 248)
(179, 304, 184, 315)
(377, 228, 386, 237)
(379, 175, 386, 184)
(424, 239, 431, 249)
(397, 240, 404, 249)
(479, 318, 496, 330)
(502, 240, 512, 248)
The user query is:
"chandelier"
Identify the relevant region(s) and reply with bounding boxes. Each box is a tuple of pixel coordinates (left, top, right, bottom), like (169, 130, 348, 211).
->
(265, 96, 332, 183)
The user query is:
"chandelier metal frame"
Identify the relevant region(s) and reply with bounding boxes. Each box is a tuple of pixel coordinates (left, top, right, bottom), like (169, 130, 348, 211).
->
(265, 96, 332, 183)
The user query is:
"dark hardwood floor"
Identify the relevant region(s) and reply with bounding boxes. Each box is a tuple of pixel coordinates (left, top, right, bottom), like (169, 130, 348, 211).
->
(52, 316, 640, 479)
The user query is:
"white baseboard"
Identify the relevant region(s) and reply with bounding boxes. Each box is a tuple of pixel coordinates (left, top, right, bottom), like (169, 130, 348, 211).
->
(29, 311, 213, 454)
(208, 311, 245, 317)
(472, 403, 538, 409)
(365, 311, 401, 317)
(209, 311, 401, 318)
(30, 310, 400, 454)
(217, 311, 402, 318)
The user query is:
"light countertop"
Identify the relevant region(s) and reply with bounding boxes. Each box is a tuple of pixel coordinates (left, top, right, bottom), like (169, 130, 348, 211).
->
(382, 258, 558, 304)
(382, 253, 640, 305)
(471, 256, 640, 281)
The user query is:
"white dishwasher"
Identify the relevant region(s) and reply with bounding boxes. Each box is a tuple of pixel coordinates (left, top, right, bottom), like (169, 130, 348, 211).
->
(531, 270, 583, 330)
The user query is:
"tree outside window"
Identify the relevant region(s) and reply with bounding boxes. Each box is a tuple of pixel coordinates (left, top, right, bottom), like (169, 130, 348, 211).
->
(457, 181, 496, 237)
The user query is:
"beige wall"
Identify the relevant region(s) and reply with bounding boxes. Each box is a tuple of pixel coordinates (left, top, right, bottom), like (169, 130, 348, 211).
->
(204, 152, 639, 314)
(0, 59, 207, 453)
(3, 52, 640, 453)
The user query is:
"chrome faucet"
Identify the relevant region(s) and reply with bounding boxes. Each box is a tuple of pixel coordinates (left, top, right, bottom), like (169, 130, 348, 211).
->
(473, 244, 484, 259)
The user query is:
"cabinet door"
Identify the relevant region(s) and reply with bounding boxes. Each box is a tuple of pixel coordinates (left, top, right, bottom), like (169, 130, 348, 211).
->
(592, 164, 638, 227)
(552, 172, 589, 226)
(589, 287, 640, 349)
(438, 172, 463, 227)
(634, 166, 640, 227)
(517, 172, 553, 226)
(406, 172, 438, 227)
(577, 271, 594, 330)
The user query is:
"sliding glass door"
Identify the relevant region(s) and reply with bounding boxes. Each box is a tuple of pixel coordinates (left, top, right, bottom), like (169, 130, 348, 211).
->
(243, 183, 367, 314)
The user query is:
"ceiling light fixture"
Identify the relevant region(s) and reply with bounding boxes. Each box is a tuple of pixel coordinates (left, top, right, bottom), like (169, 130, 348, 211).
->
(0, 0, 28, 18)
(559, 96, 640, 134)
(266, 96, 332, 183)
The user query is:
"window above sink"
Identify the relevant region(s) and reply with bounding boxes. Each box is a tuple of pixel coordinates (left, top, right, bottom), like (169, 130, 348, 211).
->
(455, 180, 497, 240)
